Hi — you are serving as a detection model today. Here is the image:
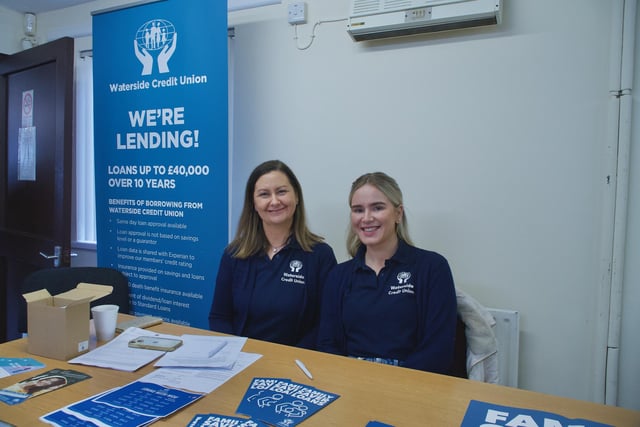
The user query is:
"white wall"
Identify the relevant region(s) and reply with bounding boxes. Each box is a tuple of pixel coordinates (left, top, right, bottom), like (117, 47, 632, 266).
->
(7, 0, 638, 409)
(0, 6, 22, 54)
(228, 0, 623, 405)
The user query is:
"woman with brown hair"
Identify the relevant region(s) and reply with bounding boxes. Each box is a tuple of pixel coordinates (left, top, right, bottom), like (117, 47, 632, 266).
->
(209, 160, 336, 349)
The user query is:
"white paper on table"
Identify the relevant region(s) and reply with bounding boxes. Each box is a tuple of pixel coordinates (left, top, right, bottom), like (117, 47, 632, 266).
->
(142, 352, 262, 393)
(154, 335, 247, 368)
(68, 327, 181, 372)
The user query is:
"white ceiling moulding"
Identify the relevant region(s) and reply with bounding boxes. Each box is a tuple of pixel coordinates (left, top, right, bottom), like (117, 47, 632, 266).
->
(92, 0, 280, 15)
(228, 0, 281, 12)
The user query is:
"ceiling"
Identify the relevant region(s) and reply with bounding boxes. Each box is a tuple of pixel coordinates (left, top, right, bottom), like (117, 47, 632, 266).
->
(0, 0, 96, 14)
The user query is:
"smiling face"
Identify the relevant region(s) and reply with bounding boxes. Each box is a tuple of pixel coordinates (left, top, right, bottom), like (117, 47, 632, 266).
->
(253, 170, 298, 228)
(35, 377, 65, 387)
(350, 183, 403, 250)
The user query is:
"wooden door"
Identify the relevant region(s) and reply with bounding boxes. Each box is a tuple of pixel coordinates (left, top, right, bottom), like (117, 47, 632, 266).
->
(0, 37, 74, 342)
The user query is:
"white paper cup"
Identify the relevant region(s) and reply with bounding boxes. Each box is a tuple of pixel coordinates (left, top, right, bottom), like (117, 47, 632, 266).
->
(91, 304, 119, 342)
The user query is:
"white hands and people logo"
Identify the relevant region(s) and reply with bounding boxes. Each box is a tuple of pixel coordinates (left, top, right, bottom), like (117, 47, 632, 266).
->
(289, 260, 303, 273)
(134, 19, 177, 76)
(397, 271, 411, 284)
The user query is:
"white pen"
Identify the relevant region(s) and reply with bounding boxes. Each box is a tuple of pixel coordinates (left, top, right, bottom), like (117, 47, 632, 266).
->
(295, 359, 313, 380)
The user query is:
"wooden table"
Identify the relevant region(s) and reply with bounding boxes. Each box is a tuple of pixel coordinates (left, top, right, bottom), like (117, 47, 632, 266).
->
(1, 317, 638, 426)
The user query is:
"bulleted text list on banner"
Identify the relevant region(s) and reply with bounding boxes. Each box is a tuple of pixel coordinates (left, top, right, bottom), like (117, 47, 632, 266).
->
(92, 0, 228, 328)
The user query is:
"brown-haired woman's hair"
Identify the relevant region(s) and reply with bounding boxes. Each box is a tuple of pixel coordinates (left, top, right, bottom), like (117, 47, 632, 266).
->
(346, 172, 412, 257)
(228, 160, 324, 258)
(22, 376, 67, 394)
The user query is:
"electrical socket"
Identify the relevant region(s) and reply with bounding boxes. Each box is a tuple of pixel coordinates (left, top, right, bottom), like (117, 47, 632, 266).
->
(288, 2, 307, 25)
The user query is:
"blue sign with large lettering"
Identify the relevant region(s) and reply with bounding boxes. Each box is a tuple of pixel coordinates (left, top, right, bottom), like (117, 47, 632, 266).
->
(93, 0, 228, 328)
(461, 400, 613, 427)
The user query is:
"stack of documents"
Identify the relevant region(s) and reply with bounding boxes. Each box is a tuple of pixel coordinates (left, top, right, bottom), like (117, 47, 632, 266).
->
(155, 334, 240, 369)
(68, 327, 252, 372)
(69, 327, 170, 372)
(40, 328, 263, 427)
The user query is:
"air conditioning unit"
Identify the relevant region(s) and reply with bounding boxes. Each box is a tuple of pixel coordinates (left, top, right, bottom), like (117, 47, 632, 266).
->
(347, 0, 502, 42)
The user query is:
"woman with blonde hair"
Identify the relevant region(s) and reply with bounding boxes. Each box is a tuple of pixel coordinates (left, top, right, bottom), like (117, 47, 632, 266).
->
(318, 172, 457, 373)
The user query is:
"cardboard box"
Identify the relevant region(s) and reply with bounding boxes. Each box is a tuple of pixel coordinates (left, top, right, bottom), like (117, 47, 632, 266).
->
(23, 283, 113, 360)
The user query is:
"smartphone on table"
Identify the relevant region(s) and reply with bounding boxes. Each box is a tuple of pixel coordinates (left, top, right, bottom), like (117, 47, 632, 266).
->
(128, 336, 183, 351)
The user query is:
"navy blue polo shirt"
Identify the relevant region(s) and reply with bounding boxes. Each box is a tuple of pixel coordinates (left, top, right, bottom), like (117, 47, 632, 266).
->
(209, 239, 336, 349)
(343, 256, 419, 361)
(318, 240, 457, 373)
(244, 248, 310, 343)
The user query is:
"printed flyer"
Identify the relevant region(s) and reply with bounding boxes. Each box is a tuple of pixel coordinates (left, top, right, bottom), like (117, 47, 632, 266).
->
(187, 414, 269, 427)
(236, 378, 339, 427)
(41, 380, 203, 426)
(0, 368, 90, 405)
(0, 357, 45, 378)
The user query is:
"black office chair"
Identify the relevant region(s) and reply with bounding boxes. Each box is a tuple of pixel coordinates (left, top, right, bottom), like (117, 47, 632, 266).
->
(450, 315, 469, 379)
(19, 267, 131, 335)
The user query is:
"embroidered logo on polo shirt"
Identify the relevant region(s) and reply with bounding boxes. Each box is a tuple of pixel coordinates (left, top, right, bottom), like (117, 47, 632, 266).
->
(289, 260, 303, 273)
(388, 271, 414, 295)
(281, 260, 306, 285)
(397, 271, 411, 284)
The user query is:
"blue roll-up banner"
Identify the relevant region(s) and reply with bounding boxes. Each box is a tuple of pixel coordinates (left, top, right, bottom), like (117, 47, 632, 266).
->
(93, 0, 228, 328)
